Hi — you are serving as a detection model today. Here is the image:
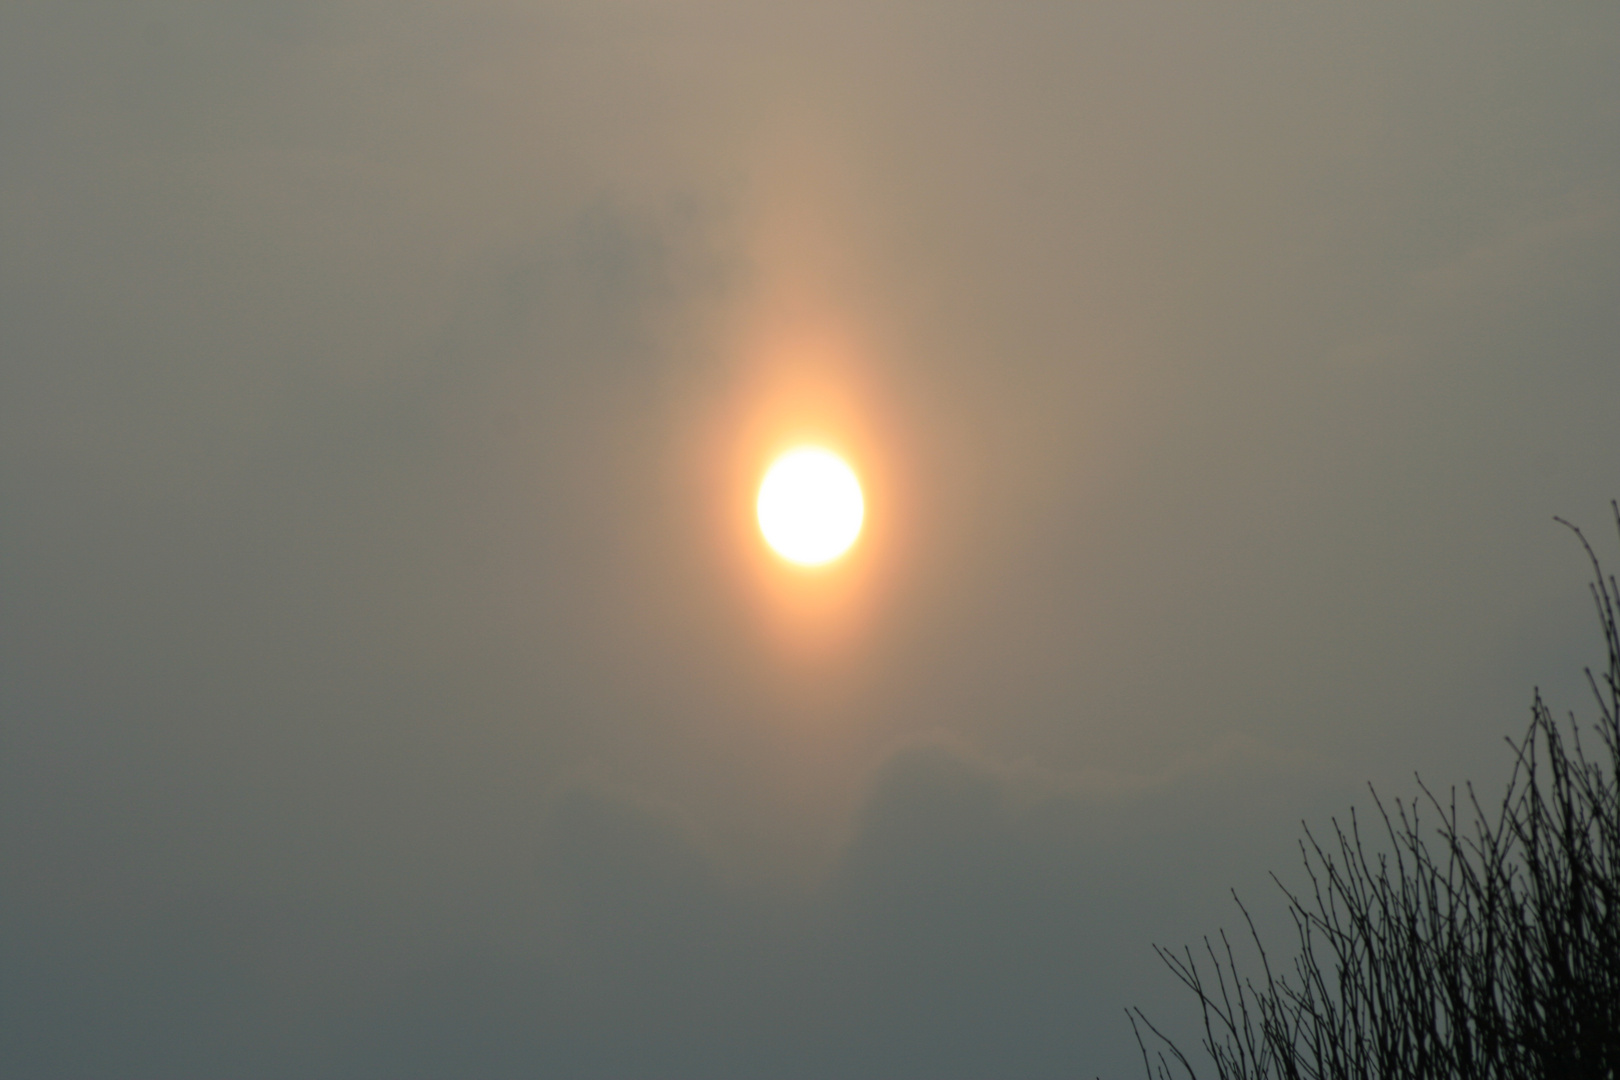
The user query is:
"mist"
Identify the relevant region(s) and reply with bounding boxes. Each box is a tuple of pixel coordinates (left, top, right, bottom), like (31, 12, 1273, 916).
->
(3, 2, 1617, 1075)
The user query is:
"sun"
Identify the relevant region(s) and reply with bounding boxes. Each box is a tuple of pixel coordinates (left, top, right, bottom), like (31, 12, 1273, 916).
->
(757, 447, 865, 566)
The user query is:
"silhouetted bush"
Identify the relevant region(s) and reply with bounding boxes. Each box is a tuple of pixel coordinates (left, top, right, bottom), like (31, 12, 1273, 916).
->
(1133, 504, 1620, 1080)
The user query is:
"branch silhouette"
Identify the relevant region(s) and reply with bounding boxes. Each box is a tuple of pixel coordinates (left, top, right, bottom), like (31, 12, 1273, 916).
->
(1131, 502, 1620, 1080)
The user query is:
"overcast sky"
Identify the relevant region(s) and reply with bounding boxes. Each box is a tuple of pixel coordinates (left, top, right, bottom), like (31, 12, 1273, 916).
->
(3, 3, 1618, 1077)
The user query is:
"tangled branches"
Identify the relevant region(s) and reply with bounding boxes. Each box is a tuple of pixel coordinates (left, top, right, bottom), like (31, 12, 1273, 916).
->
(1132, 505, 1620, 1080)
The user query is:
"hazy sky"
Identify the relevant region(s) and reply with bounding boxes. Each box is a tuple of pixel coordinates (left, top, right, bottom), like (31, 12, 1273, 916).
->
(3, 3, 1617, 1076)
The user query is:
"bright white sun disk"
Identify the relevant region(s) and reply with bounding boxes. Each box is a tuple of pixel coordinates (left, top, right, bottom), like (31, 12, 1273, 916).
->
(757, 448, 864, 566)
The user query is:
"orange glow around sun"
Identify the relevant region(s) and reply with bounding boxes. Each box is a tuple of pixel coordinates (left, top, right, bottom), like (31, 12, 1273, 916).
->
(702, 331, 904, 654)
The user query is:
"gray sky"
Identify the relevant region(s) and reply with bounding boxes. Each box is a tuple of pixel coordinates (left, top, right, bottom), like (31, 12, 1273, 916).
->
(2, 2, 1617, 1076)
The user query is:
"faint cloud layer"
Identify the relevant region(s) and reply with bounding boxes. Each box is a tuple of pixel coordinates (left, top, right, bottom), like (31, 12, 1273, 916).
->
(319, 733, 1331, 1080)
(2, 1, 1617, 1077)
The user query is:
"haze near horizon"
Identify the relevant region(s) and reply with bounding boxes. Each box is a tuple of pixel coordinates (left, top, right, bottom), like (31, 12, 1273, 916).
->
(2, 3, 1617, 1076)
